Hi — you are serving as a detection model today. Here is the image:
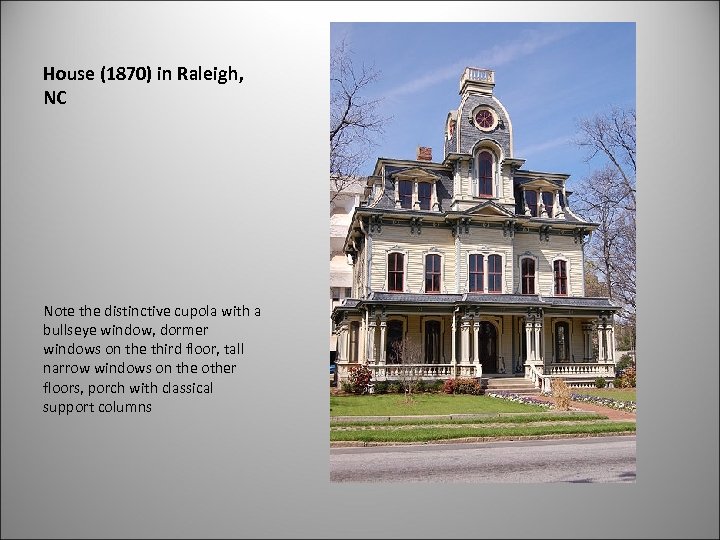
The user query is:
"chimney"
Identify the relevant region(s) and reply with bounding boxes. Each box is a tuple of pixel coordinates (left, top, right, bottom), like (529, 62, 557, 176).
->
(416, 146, 432, 161)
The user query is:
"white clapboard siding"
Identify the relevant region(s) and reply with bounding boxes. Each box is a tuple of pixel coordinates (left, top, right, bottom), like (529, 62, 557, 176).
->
(458, 228, 514, 293)
(512, 233, 585, 296)
(370, 225, 456, 293)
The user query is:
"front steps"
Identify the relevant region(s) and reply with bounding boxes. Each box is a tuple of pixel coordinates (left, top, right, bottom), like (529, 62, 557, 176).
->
(481, 374, 539, 396)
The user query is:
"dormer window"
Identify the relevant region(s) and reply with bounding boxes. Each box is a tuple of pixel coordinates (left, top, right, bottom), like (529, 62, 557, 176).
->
(525, 190, 538, 217)
(418, 183, 432, 210)
(399, 180, 413, 209)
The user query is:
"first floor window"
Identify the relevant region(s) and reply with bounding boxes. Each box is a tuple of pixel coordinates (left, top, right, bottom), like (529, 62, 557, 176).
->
(521, 258, 535, 294)
(425, 320, 441, 363)
(554, 260, 568, 295)
(469, 254, 484, 292)
(487, 254, 502, 293)
(555, 322, 570, 362)
(425, 254, 441, 293)
(388, 253, 404, 291)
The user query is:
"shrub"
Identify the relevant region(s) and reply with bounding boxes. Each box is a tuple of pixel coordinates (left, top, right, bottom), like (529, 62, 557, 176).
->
(453, 377, 484, 395)
(594, 377, 607, 388)
(346, 364, 373, 395)
(616, 353, 635, 372)
(387, 381, 404, 394)
(551, 378, 572, 411)
(427, 379, 445, 393)
(613, 377, 623, 389)
(620, 366, 636, 388)
(372, 380, 389, 394)
(442, 379, 457, 394)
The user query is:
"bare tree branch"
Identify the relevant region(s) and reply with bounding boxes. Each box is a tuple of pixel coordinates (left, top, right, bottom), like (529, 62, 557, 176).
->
(330, 39, 391, 202)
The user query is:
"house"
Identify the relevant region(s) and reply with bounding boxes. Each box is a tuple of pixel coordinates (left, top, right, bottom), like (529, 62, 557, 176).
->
(331, 67, 620, 392)
(330, 178, 366, 364)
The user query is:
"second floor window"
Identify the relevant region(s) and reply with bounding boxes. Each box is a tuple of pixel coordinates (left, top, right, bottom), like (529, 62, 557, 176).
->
(487, 254, 502, 293)
(388, 252, 404, 292)
(521, 258, 535, 294)
(469, 254, 484, 292)
(425, 254, 441, 293)
(554, 260, 568, 295)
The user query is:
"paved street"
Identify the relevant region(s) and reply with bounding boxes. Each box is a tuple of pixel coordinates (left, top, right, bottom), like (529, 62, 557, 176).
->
(330, 435, 636, 483)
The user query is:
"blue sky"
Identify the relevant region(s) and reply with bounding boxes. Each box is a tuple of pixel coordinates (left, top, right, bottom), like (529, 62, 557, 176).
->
(331, 22, 635, 191)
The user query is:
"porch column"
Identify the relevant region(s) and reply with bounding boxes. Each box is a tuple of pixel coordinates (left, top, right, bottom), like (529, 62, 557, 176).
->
(336, 323, 347, 362)
(379, 317, 387, 365)
(596, 319, 606, 362)
(534, 319, 543, 364)
(473, 319, 480, 365)
(451, 311, 457, 367)
(582, 322, 594, 361)
(359, 318, 366, 364)
(525, 318, 534, 362)
(367, 318, 377, 364)
(609, 325, 617, 363)
(460, 317, 471, 364)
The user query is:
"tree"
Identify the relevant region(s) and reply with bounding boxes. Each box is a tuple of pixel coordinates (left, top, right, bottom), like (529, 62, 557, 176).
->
(574, 107, 636, 325)
(390, 337, 423, 403)
(330, 40, 389, 202)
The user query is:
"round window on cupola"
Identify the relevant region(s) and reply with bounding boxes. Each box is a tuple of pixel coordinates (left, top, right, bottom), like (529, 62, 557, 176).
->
(471, 106, 498, 132)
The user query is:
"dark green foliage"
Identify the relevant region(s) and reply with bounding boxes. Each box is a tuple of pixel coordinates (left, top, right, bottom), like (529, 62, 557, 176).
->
(594, 377, 607, 388)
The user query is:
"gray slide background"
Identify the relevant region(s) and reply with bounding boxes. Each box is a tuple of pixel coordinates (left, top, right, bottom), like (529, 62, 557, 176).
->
(1, 2, 717, 539)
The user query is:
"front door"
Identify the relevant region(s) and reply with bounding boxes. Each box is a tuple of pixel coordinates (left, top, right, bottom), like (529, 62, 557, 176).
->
(479, 321, 497, 373)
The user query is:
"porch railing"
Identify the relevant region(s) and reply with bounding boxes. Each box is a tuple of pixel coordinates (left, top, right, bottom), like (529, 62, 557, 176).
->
(368, 363, 480, 380)
(527, 362, 616, 392)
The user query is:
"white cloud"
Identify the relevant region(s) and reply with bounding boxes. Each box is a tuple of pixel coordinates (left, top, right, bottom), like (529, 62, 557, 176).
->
(383, 27, 576, 99)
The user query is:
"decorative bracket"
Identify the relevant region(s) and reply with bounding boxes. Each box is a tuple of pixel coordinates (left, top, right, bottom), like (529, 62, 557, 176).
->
(410, 216, 423, 235)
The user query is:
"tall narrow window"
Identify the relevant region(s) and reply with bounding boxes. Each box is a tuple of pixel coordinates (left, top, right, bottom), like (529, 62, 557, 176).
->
(425, 320, 441, 363)
(521, 258, 535, 294)
(425, 254, 441, 293)
(525, 190, 537, 217)
(555, 322, 570, 362)
(478, 151, 493, 196)
(469, 254, 484, 292)
(388, 253, 404, 292)
(349, 322, 360, 362)
(487, 254, 502, 293)
(554, 260, 568, 296)
(387, 321, 404, 364)
(418, 182, 432, 210)
(398, 180, 412, 209)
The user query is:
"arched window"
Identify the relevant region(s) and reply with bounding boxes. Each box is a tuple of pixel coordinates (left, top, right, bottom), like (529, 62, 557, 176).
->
(477, 151, 493, 196)
(521, 258, 536, 294)
(469, 254, 484, 292)
(387, 252, 404, 292)
(424, 320, 441, 363)
(487, 254, 502, 293)
(425, 254, 441, 293)
(554, 260, 568, 296)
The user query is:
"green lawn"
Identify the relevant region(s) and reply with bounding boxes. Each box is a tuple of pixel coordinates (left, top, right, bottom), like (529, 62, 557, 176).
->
(330, 394, 547, 416)
(330, 421, 637, 443)
(572, 388, 636, 402)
